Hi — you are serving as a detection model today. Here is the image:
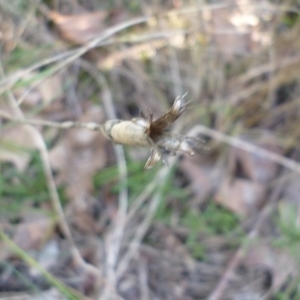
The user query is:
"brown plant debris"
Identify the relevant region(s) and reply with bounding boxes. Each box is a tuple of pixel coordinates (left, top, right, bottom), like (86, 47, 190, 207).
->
(49, 10, 108, 45)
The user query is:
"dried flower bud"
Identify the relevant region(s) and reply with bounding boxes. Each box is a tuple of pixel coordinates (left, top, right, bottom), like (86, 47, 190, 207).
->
(102, 93, 206, 169)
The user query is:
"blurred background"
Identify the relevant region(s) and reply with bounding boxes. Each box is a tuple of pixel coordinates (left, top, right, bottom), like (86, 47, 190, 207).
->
(1, 0, 300, 299)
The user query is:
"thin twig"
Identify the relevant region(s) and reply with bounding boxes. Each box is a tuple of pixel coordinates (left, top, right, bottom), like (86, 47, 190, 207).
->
(0, 110, 102, 131)
(191, 125, 300, 175)
(238, 55, 300, 85)
(76, 60, 129, 299)
(3, 112, 299, 176)
(116, 115, 198, 283)
(116, 165, 171, 279)
(0, 1, 236, 94)
(0, 53, 102, 279)
(4, 101, 101, 278)
(0, 230, 92, 300)
(0, 16, 149, 95)
(91, 72, 128, 300)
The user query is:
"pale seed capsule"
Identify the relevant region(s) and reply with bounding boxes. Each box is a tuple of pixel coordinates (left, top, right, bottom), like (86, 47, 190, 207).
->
(102, 119, 151, 147)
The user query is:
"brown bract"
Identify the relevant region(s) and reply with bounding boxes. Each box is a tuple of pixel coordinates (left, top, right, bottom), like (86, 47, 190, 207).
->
(102, 94, 205, 169)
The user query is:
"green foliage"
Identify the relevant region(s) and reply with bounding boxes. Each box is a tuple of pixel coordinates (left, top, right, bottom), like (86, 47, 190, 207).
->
(93, 159, 158, 197)
(183, 210, 207, 260)
(93, 160, 188, 219)
(183, 202, 239, 235)
(0, 150, 67, 217)
(281, 12, 299, 28)
(182, 202, 240, 260)
(127, 0, 141, 13)
(274, 292, 290, 300)
(274, 202, 300, 257)
(94, 160, 240, 261)
(0, 231, 81, 299)
(154, 167, 190, 222)
(272, 203, 300, 299)
(274, 283, 300, 300)
(4, 45, 54, 74)
(0, 260, 41, 294)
